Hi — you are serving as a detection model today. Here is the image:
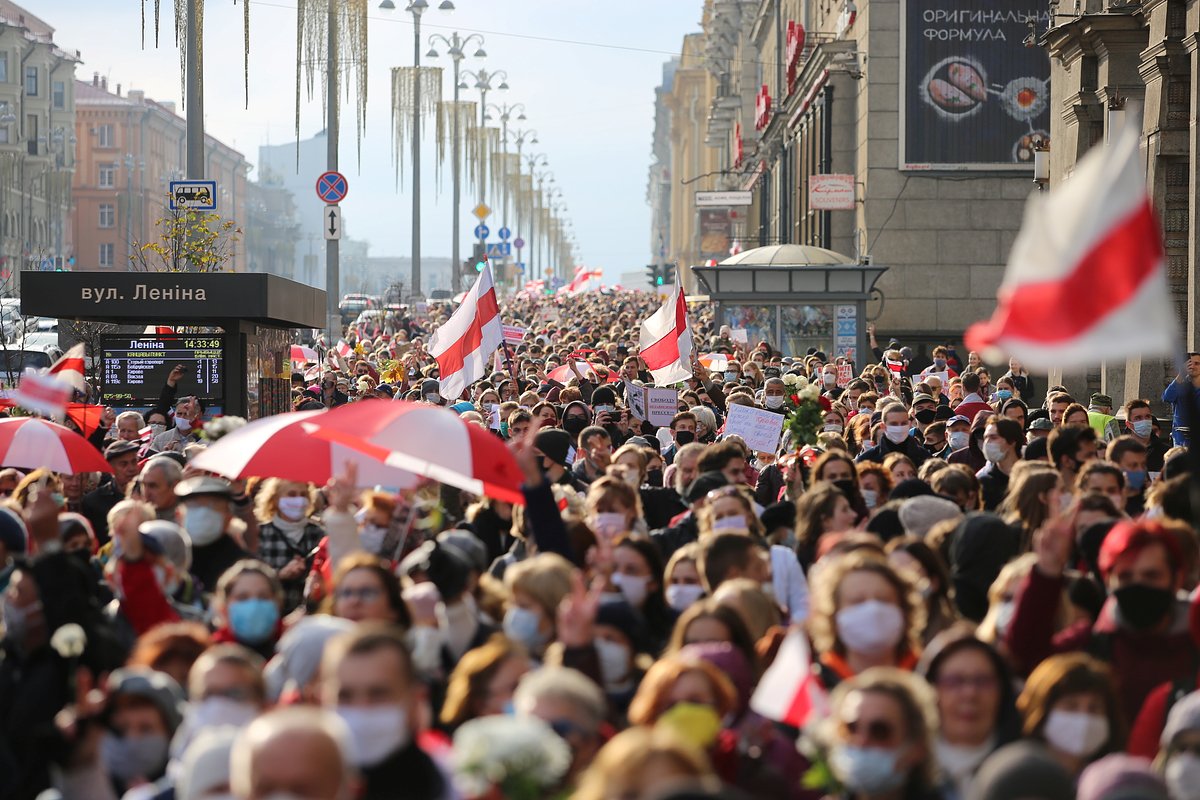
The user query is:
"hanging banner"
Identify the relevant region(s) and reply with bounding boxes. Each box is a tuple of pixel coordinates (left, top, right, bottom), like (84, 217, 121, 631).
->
(900, 0, 1051, 170)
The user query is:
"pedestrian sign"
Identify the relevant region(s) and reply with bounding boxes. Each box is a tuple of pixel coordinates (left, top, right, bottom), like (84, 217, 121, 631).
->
(498, 226, 511, 240)
(472, 203, 491, 219)
(473, 224, 490, 240)
(485, 242, 512, 258)
(316, 171, 349, 205)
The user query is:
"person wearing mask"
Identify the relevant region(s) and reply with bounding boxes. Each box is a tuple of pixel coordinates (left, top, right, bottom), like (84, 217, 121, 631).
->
(230, 706, 358, 800)
(923, 422, 951, 460)
(911, 393, 940, 436)
(763, 377, 788, 413)
(661, 412, 698, 466)
(977, 418, 1023, 511)
(211, 561, 285, 659)
(1015, 653, 1124, 778)
(151, 396, 203, 454)
(561, 401, 592, 443)
(319, 625, 451, 800)
(1124, 399, 1170, 472)
(175, 476, 251, 592)
(1106, 437, 1150, 517)
(419, 378, 444, 406)
(816, 667, 942, 800)
(171, 645, 267, 760)
(1147, 691, 1200, 799)
(82, 440, 142, 544)
(1162, 352, 1200, 446)
(921, 345, 959, 380)
(945, 415, 972, 455)
(856, 404, 933, 468)
(254, 479, 325, 614)
(503, 553, 574, 659)
(1006, 519, 1197, 722)
(532, 428, 589, 494)
(513, 666, 610, 790)
(1083, 393, 1122, 442)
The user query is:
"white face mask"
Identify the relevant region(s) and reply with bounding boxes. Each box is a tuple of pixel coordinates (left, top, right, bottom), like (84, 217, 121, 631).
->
(149, 423, 166, 436)
(277, 496, 308, 520)
(666, 583, 705, 612)
(359, 523, 389, 555)
(336, 704, 410, 766)
(589, 512, 628, 541)
(994, 600, 1016, 638)
(1166, 753, 1200, 800)
(611, 572, 649, 607)
(835, 600, 905, 655)
(861, 489, 879, 509)
(594, 637, 632, 686)
(824, 423, 844, 433)
(184, 506, 225, 546)
(425, 393, 441, 404)
(983, 441, 1008, 464)
(884, 424, 909, 444)
(1042, 709, 1109, 757)
(712, 514, 747, 532)
(948, 431, 970, 451)
(823, 374, 837, 387)
(175, 416, 193, 433)
(764, 395, 785, 410)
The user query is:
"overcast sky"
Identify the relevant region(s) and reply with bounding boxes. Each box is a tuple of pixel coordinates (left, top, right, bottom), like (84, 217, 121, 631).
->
(47, 0, 701, 280)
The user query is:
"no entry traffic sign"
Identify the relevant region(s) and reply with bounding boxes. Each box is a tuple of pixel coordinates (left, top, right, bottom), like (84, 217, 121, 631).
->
(316, 171, 349, 205)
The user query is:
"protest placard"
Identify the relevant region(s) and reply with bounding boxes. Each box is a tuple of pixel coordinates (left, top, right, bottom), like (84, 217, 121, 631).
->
(723, 403, 784, 454)
(625, 380, 647, 421)
(646, 387, 679, 426)
(836, 363, 855, 388)
(730, 328, 749, 344)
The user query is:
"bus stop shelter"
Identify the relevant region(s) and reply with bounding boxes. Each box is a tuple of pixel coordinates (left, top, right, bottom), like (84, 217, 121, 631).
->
(20, 271, 325, 419)
(689, 244, 887, 363)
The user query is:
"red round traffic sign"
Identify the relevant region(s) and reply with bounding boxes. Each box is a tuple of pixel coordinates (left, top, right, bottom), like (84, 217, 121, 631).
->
(316, 171, 349, 204)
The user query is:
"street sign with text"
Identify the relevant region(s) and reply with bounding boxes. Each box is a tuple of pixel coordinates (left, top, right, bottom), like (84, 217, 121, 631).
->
(695, 190, 753, 207)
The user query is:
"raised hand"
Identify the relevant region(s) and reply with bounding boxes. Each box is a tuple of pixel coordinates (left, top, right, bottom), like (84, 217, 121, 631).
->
(556, 570, 600, 648)
(325, 461, 359, 512)
(1033, 513, 1074, 577)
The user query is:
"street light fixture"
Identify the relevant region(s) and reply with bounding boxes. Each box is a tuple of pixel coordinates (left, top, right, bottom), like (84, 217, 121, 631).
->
(428, 31, 484, 291)
(379, 0, 452, 298)
(459, 68, 509, 211)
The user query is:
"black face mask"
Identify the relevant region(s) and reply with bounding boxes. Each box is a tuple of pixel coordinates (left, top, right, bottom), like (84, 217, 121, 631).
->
(832, 478, 860, 502)
(563, 417, 588, 437)
(646, 468, 664, 487)
(1113, 583, 1175, 630)
(914, 409, 936, 425)
(674, 430, 695, 446)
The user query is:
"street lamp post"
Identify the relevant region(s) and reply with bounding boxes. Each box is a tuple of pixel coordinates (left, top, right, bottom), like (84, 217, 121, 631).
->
(484, 102, 524, 243)
(380, 0, 454, 300)
(523, 152, 547, 277)
(532, 169, 552, 281)
(459, 68, 508, 207)
(546, 189, 564, 279)
(507, 129, 536, 274)
(428, 32, 484, 292)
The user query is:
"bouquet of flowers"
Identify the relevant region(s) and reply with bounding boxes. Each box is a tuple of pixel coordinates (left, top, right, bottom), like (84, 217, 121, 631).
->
(201, 415, 246, 442)
(451, 715, 571, 800)
(781, 373, 831, 448)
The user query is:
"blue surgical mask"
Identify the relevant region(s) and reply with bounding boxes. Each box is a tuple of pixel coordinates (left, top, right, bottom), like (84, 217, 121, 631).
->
(228, 598, 279, 645)
(1132, 419, 1154, 439)
(503, 606, 548, 651)
(829, 745, 907, 794)
(995, 389, 1013, 401)
(933, 358, 947, 369)
(1125, 470, 1148, 492)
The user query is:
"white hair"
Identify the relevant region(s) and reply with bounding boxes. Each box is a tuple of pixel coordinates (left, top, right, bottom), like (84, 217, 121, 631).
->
(116, 410, 145, 429)
(512, 666, 606, 735)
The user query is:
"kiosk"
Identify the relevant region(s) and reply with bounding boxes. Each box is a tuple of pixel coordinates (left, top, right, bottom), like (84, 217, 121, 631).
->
(20, 272, 326, 419)
(690, 244, 888, 362)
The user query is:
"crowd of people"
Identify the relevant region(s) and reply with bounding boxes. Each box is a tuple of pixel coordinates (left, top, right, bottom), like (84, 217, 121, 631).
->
(4, 288, 1200, 800)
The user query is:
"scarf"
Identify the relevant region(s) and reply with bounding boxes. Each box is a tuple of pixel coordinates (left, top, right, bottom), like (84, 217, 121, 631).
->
(272, 514, 309, 544)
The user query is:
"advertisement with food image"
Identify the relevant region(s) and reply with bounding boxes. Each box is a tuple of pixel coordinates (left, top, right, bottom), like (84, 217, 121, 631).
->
(901, 0, 1051, 169)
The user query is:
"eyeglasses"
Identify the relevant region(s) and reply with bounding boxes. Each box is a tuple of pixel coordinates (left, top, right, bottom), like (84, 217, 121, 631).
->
(335, 586, 382, 602)
(841, 717, 898, 746)
(936, 673, 998, 693)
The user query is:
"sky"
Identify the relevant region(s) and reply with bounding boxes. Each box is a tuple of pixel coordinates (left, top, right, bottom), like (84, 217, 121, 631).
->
(44, 0, 701, 282)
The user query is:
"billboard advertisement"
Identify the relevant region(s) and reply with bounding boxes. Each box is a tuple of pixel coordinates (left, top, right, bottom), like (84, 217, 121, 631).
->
(698, 209, 732, 260)
(900, 0, 1051, 170)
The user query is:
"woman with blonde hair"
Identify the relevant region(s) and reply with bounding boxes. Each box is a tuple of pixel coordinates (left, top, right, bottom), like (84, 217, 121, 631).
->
(502, 552, 574, 658)
(440, 634, 531, 730)
(573, 727, 717, 800)
(254, 478, 324, 613)
(809, 551, 925, 690)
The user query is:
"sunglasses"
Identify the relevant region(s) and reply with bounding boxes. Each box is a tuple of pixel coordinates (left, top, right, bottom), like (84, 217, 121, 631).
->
(841, 717, 898, 747)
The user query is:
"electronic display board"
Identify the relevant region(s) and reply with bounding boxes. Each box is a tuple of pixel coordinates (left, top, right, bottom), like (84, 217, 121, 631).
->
(101, 334, 223, 405)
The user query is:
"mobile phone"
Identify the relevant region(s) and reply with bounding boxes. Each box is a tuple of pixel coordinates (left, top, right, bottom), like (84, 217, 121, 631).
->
(594, 405, 615, 415)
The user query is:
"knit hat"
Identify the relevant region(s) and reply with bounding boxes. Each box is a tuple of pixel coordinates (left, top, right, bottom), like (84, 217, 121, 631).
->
(969, 741, 1074, 800)
(534, 428, 573, 467)
(899, 495, 962, 538)
(1077, 754, 1168, 800)
(107, 667, 186, 733)
(264, 615, 355, 703)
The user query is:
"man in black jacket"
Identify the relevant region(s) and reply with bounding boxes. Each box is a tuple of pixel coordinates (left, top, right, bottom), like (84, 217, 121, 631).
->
(855, 403, 933, 467)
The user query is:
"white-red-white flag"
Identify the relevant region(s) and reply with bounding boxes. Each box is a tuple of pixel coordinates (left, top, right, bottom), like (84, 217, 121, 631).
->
(429, 262, 503, 400)
(965, 128, 1176, 369)
(143, 325, 174, 335)
(47, 343, 86, 395)
(638, 272, 693, 386)
(749, 628, 829, 728)
(14, 369, 73, 417)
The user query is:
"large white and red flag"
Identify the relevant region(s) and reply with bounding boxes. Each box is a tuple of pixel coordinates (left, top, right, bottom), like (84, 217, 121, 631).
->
(749, 628, 829, 728)
(47, 343, 86, 395)
(429, 261, 503, 400)
(638, 272, 693, 386)
(965, 128, 1176, 369)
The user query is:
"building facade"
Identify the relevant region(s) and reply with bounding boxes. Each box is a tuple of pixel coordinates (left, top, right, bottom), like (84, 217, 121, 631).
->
(653, 0, 1048, 357)
(1040, 0, 1192, 403)
(245, 165, 300, 278)
(0, 2, 80, 289)
(72, 74, 248, 273)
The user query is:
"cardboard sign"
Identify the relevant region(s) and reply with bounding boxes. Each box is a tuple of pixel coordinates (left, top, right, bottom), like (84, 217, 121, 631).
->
(625, 380, 647, 421)
(625, 381, 679, 427)
(724, 403, 784, 454)
(730, 328, 749, 344)
(501, 324, 527, 346)
(489, 404, 502, 430)
(836, 363, 855, 388)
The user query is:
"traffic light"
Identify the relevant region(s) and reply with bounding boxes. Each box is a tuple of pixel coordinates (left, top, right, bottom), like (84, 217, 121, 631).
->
(645, 263, 658, 288)
(662, 263, 675, 286)
(472, 243, 487, 273)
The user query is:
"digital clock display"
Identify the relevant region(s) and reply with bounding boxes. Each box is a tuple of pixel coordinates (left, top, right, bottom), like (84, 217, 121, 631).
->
(101, 334, 224, 405)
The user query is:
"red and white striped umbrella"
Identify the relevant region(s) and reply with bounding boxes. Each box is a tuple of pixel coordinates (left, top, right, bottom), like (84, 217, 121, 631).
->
(306, 400, 525, 504)
(189, 409, 419, 489)
(0, 417, 112, 475)
(290, 344, 319, 365)
(698, 352, 731, 372)
(546, 361, 619, 384)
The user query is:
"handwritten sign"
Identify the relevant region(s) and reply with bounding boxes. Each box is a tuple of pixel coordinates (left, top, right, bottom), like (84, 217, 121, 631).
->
(912, 371, 948, 390)
(836, 363, 855, 388)
(724, 403, 784, 455)
(730, 328, 749, 344)
(625, 381, 680, 427)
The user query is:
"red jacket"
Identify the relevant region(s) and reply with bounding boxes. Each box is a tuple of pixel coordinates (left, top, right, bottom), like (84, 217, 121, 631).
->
(1006, 567, 1197, 721)
(116, 558, 180, 635)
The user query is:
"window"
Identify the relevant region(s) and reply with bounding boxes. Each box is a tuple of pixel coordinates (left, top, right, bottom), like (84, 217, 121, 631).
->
(98, 204, 115, 228)
(25, 114, 36, 156)
(0, 128, 9, 145)
(52, 81, 64, 109)
(97, 124, 114, 148)
(99, 163, 115, 188)
(98, 243, 114, 268)
(24, 66, 36, 96)
(0, 53, 9, 83)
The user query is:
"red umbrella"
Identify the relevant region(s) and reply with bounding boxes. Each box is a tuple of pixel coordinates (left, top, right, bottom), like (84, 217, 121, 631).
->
(188, 409, 419, 488)
(0, 417, 112, 474)
(546, 361, 619, 384)
(306, 400, 525, 504)
(290, 344, 319, 365)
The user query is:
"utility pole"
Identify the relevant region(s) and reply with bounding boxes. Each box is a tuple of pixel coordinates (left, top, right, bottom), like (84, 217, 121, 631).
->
(185, 0, 203, 180)
(411, 9, 423, 298)
(325, 0, 340, 348)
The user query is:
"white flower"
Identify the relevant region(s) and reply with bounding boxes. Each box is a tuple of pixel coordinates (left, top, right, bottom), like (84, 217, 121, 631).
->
(782, 373, 800, 387)
(202, 416, 247, 442)
(799, 384, 820, 402)
(50, 623, 87, 659)
(452, 715, 571, 798)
